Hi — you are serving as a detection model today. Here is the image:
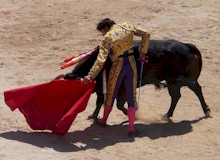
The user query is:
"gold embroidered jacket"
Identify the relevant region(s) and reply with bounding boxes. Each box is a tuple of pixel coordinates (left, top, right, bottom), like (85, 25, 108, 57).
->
(88, 22, 150, 79)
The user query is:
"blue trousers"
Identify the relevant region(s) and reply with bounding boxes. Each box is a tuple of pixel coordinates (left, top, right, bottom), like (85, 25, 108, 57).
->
(109, 56, 136, 107)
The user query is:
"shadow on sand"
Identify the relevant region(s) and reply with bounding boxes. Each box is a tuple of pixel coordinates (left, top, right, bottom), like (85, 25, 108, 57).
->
(0, 116, 207, 152)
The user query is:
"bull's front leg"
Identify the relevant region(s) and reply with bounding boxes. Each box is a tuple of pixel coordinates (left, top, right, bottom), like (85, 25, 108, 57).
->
(163, 82, 181, 120)
(88, 91, 128, 120)
(87, 91, 104, 120)
(116, 95, 128, 115)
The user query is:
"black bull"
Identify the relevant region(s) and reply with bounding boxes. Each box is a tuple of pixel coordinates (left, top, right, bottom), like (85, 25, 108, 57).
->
(64, 39, 210, 119)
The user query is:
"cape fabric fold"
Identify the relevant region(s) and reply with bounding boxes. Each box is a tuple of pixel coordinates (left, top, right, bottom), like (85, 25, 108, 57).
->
(4, 79, 95, 135)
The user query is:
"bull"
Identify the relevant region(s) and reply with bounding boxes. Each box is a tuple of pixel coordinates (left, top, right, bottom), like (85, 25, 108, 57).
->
(63, 39, 210, 120)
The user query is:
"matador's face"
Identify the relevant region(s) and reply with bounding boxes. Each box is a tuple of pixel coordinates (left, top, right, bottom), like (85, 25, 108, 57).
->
(100, 27, 110, 36)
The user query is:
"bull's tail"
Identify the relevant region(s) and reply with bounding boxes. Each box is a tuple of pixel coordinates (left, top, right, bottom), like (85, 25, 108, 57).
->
(184, 43, 203, 79)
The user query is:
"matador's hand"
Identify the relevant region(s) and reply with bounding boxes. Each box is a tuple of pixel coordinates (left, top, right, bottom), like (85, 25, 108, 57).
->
(139, 52, 147, 62)
(82, 75, 92, 84)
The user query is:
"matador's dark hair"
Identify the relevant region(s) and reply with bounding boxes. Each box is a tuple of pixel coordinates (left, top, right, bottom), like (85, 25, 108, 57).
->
(96, 18, 116, 31)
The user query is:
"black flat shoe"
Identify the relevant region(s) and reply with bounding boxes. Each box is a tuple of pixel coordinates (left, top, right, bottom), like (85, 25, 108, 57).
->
(95, 119, 107, 128)
(128, 129, 140, 138)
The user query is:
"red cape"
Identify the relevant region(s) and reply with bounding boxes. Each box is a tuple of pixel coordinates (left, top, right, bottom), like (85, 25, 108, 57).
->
(4, 79, 95, 135)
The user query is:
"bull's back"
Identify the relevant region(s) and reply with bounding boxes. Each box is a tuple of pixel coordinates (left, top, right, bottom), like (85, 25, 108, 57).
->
(135, 40, 202, 84)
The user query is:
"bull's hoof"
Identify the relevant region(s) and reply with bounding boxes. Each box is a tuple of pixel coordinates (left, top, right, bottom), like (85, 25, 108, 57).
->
(87, 114, 98, 120)
(205, 109, 212, 118)
(162, 113, 171, 121)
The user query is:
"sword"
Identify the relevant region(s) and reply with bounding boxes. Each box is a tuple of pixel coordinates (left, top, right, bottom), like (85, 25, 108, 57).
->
(136, 61, 144, 116)
(102, 67, 107, 102)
